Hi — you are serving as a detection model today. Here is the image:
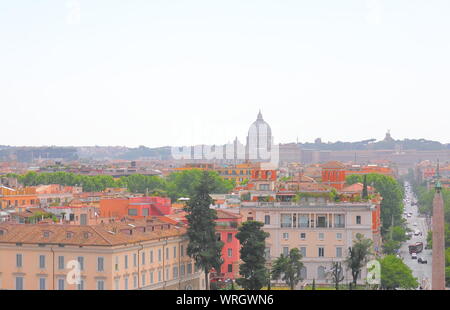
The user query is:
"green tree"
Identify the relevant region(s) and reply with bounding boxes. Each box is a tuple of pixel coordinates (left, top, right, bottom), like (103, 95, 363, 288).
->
(362, 175, 368, 200)
(271, 248, 304, 290)
(382, 239, 401, 255)
(380, 255, 418, 289)
(345, 233, 373, 288)
(346, 174, 404, 235)
(184, 171, 224, 290)
(235, 221, 269, 290)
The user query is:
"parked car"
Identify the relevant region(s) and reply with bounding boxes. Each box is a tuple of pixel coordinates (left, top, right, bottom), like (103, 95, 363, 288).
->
(418, 257, 427, 264)
(411, 253, 418, 259)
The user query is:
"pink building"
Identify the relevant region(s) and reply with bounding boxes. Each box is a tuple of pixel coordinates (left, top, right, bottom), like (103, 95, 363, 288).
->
(213, 210, 242, 281)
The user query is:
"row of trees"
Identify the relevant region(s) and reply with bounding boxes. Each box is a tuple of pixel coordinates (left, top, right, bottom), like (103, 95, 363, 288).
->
(6, 170, 235, 202)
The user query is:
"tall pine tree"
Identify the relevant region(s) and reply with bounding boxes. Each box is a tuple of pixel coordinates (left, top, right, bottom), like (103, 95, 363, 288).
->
(362, 174, 369, 200)
(235, 221, 269, 290)
(184, 171, 223, 290)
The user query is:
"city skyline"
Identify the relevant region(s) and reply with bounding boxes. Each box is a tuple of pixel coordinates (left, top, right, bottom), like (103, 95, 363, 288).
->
(0, 1, 449, 147)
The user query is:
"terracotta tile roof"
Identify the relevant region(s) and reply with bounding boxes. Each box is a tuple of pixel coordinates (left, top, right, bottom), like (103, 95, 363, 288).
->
(341, 182, 375, 193)
(321, 161, 345, 169)
(215, 209, 241, 219)
(297, 183, 332, 192)
(0, 221, 186, 247)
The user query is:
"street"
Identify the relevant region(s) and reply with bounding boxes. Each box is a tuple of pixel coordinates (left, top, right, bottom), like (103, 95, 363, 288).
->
(399, 182, 432, 289)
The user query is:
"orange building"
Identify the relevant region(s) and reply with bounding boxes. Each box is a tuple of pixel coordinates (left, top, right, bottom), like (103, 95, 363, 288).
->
(99, 197, 171, 219)
(321, 161, 346, 190)
(0, 186, 38, 210)
(215, 163, 259, 184)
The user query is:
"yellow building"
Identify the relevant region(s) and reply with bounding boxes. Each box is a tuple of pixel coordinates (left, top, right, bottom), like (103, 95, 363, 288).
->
(0, 220, 204, 290)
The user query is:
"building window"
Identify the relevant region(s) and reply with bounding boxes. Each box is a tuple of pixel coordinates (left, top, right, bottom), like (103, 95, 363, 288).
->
(317, 266, 326, 280)
(264, 215, 271, 225)
(300, 266, 307, 279)
(39, 278, 46, 290)
(187, 263, 192, 274)
(356, 216, 361, 224)
(114, 279, 119, 290)
(173, 246, 177, 259)
(158, 249, 162, 262)
(173, 266, 179, 279)
(58, 278, 65, 290)
(150, 271, 154, 284)
(318, 247, 325, 257)
(316, 215, 327, 228)
(97, 257, 104, 272)
(264, 247, 271, 259)
(283, 247, 289, 256)
(39, 255, 46, 269)
(16, 277, 24, 290)
(228, 264, 233, 273)
(166, 247, 169, 260)
(280, 214, 292, 228)
(125, 255, 129, 269)
(298, 214, 309, 228)
(133, 275, 138, 288)
(142, 208, 149, 216)
(142, 273, 146, 286)
(299, 247, 307, 257)
(133, 253, 137, 267)
(166, 267, 170, 280)
(58, 256, 65, 270)
(97, 280, 105, 290)
(115, 256, 119, 271)
(300, 233, 306, 240)
(16, 254, 23, 268)
(318, 232, 324, 241)
(180, 264, 185, 276)
(228, 248, 233, 257)
(283, 232, 289, 240)
(150, 250, 154, 263)
(124, 277, 129, 290)
(128, 209, 138, 216)
(227, 233, 233, 242)
(336, 247, 343, 258)
(334, 214, 345, 228)
(142, 252, 146, 265)
(158, 270, 162, 282)
(336, 233, 343, 240)
(77, 256, 84, 271)
(180, 245, 184, 257)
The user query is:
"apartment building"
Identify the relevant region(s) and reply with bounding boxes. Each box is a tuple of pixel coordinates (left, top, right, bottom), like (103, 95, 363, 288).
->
(240, 200, 378, 286)
(0, 220, 204, 290)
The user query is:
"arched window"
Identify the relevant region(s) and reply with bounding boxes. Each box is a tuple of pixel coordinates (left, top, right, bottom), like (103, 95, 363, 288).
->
(317, 266, 326, 280)
(300, 266, 307, 280)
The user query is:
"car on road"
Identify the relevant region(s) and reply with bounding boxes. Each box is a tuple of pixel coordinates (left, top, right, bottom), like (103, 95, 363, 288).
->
(413, 222, 418, 226)
(411, 253, 417, 259)
(418, 257, 427, 264)
(407, 214, 412, 218)
(414, 230, 421, 236)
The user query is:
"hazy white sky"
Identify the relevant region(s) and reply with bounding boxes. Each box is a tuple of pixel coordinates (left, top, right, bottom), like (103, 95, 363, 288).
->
(1, 0, 449, 147)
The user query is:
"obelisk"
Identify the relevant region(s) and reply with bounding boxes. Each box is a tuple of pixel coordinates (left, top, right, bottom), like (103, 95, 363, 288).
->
(431, 162, 445, 290)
